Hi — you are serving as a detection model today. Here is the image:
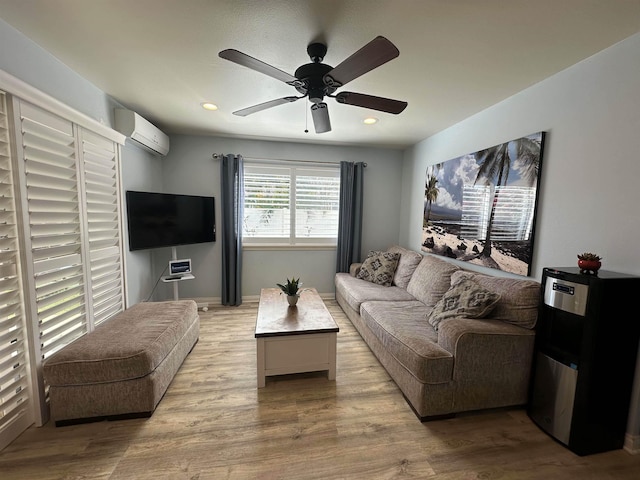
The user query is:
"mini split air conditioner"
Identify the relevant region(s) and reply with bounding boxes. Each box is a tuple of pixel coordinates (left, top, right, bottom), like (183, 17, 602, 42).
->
(114, 108, 170, 156)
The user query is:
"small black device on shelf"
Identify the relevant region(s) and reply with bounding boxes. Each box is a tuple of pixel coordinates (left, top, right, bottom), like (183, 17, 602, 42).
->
(528, 267, 640, 456)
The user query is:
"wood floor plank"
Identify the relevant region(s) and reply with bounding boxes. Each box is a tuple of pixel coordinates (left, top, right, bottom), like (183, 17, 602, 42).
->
(1, 299, 639, 479)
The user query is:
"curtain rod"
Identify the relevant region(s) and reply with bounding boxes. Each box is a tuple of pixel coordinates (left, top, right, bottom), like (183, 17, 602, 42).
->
(211, 153, 366, 167)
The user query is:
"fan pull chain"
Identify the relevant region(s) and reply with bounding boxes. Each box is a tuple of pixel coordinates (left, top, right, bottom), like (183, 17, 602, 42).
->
(304, 104, 309, 133)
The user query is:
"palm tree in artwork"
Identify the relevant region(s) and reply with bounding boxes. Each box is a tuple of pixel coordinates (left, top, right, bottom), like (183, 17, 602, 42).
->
(424, 174, 439, 226)
(474, 136, 541, 257)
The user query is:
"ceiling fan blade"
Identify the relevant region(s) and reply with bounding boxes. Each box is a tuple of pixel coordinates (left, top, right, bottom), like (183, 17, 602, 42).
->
(334, 92, 408, 114)
(219, 49, 301, 86)
(233, 96, 301, 116)
(323, 36, 399, 88)
(311, 103, 331, 133)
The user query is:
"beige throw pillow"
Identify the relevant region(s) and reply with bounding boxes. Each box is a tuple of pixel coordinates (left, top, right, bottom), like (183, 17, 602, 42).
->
(427, 277, 501, 331)
(387, 245, 423, 289)
(356, 251, 400, 287)
(449, 271, 540, 329)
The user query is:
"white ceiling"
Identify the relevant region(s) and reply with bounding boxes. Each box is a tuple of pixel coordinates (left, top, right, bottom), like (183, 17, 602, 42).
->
(1, 0, 639, 149)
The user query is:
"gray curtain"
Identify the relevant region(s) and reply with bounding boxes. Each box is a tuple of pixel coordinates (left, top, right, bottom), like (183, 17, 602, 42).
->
(220, 154, 244, 305)
(335, 161, 365, 273)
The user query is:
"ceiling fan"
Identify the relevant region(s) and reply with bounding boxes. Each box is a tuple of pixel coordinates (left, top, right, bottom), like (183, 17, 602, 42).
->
(218, 36, 408, 134)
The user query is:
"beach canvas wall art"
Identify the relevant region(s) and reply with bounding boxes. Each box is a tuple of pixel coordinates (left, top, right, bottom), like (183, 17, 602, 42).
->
(421, 131, 545, 276)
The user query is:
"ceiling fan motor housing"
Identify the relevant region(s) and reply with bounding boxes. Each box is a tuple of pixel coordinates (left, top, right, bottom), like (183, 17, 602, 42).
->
(307, 42, 327, 63)
(294, 62, 337, 103)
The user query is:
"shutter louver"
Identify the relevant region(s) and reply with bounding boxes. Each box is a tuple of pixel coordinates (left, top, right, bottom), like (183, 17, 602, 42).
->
(0, 92, 33, 450)
(243, 164, 339, 244)
(19, 102, 87, 360)
(295, 171, 339, 238)
(244, 168, 291, 238)
(80, 130, 123, 326)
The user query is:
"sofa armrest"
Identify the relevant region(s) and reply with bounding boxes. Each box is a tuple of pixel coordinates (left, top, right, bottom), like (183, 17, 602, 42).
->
(437, 317, 536, 380)
(437, 317, 536, 410)
(438, 317, 535, 356)
(349, 262, 362, 277)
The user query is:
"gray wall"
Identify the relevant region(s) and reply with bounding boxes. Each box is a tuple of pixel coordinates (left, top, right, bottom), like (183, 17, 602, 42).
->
(159, 135, 403, 302)
(400, 32, 640, 449)
(0, 18, 165, 308)
(0, 18, 115, 133)
(119, 141, 164, 305)
(401, 33, 640, 280)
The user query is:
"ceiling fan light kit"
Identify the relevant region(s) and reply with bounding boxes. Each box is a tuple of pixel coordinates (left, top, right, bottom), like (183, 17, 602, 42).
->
(218, 36, 408, 134)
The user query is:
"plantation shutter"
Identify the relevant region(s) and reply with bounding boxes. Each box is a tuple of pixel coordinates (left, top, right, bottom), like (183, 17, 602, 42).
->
(16, 101, 89, 364)
(80, 129, 124, 326)
(244, 166, 291, 238)
(0, 91, 34, 451)
(243, 163, 339, 245)
(294, 168, 339, 239)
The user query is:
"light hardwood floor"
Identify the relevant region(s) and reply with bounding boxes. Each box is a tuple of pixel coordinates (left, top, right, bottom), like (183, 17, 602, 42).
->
(2, 299, 639, 479)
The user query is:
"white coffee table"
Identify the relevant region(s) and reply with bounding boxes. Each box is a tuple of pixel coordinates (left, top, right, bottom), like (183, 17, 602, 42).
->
(255, 288, 339, 388)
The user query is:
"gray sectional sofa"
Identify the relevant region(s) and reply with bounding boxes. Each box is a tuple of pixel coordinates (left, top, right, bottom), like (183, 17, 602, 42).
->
(335, 245, 541, 420)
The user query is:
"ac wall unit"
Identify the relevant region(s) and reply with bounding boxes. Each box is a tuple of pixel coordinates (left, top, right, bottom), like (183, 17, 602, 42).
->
(114, 108, 170, 156)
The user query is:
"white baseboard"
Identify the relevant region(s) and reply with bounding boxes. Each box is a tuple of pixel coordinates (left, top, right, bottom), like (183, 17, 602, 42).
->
(624, 433, 640, 454)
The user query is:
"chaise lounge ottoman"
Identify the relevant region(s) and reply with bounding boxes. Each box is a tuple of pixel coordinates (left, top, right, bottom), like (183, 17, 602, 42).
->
(43, 300, 199, 426)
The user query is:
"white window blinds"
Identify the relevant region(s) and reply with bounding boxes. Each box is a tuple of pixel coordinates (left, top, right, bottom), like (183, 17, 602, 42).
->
(18, 102, 88, 361)
(294, 169, 340, 239)
(0, 91, 34, 451)
(80, 130, 124, 326)
(243, 163, 339, 245)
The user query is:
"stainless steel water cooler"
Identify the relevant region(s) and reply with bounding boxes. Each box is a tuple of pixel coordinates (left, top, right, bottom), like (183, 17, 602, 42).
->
(528, 267, 640, 455)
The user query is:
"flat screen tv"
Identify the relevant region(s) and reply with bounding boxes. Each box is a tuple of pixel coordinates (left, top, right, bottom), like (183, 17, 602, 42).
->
(126, 190, 215, 251)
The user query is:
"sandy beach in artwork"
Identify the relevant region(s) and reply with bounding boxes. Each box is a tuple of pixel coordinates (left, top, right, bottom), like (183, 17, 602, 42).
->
(421, 225, 529, 276)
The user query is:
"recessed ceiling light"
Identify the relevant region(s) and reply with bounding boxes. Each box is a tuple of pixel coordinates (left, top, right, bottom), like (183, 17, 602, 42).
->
(363, 117, 378, 125)
(201, 102, 218, 111)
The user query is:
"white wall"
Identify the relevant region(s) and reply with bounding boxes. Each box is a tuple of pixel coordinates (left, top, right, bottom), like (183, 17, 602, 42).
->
(400, 32, 640, 450)
(160, 135, 403, 301)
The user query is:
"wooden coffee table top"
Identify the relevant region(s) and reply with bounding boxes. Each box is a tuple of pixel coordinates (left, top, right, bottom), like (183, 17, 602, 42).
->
(255, 288, 339, 338)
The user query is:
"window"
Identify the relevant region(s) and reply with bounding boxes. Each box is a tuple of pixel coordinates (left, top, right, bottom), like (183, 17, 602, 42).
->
(243, 163, 340, 245)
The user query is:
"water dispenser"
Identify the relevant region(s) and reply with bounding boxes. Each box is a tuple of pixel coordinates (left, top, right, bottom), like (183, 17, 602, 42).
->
(528, 267, 640, 455)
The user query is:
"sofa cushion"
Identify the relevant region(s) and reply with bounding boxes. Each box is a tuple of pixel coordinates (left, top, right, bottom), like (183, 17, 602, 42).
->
(406, 255, 460, 308)
(335, 273, 415, 313)
(356, 250, 400, 286)
(387, 245, 423, 289)
(450, 271, 540, 329)
(360, 300, 454, 384)
(427, 277, 501, 331)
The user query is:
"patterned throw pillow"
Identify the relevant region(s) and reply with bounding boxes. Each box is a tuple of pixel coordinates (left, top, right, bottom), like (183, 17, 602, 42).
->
(427, 277, 501, 331)
(356, 251, 400, 287)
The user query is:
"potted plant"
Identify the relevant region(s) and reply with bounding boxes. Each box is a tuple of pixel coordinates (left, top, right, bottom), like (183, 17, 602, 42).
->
(577, 252, 602, 274)
(277, 277, 302, 306)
